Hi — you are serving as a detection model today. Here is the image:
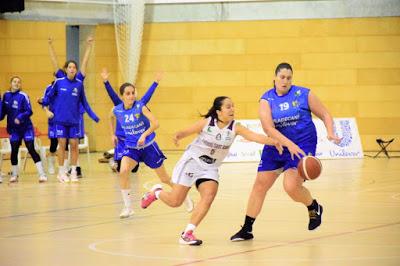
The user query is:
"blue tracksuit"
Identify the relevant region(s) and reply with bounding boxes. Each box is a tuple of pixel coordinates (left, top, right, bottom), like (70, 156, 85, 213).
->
(42, 76, 99, 126)
(0, 90, 35, 141)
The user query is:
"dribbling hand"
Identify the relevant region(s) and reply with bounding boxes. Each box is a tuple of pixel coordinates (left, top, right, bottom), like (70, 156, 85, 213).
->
(273, 140, 284, 155)
(287, 143, 306, 160)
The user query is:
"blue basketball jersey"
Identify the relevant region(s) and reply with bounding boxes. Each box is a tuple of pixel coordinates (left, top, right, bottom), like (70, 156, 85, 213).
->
(113, 101, 155, 148)
(260, 85, 317, 144)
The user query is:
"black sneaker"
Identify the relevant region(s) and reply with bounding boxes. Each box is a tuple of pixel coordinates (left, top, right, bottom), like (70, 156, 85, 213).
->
(230, 226, 254, 242)
(308, 203, 323, 230)
(77, 166, 82, 178)
(131, 164, 139, 173)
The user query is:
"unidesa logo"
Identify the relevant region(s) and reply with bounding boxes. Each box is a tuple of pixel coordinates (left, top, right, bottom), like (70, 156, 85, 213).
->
(335, 120, 352, 147)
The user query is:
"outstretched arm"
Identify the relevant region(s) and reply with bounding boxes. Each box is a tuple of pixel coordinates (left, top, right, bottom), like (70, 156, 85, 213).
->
(101, 68, 122, 106)
(308, 92, 341, 144)
(173, 118, 208, 147)
(235, 124, 283, 154)
(80, 36, 94, 77)
(48, 37, 59, 73)
(140, 72, 163, 105)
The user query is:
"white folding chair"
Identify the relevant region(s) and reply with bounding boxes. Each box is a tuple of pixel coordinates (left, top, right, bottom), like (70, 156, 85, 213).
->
(20, 138, 44, 171)
(0, 138, 12, 176)
(78, 134, 90, 155)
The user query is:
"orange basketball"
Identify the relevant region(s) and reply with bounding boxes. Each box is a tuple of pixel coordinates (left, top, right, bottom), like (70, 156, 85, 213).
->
(297, 156, 322, 180)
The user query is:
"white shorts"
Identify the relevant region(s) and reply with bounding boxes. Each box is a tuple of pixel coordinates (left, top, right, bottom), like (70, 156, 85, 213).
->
(171, 153, 219, 187)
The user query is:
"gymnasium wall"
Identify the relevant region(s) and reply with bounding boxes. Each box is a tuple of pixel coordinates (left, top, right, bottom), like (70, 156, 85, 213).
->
(134, 17, 400, 151)
(0, 20, 66, 144)
(1, 17, 399, 152)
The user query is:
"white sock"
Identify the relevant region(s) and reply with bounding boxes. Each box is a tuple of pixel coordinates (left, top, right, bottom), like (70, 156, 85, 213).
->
(12, 165, 19, 177)
(155, 190, 162, 199)
(121, 189, 132, 209)
(184, 223, 196, 234)
(35, 161, 45, 176)
(48, 156, 55, 165)
(63, 159, 69, 169)
(76, 160, 80, 167)
(58, 166, 65, 175)
(70, 165, 77, 175)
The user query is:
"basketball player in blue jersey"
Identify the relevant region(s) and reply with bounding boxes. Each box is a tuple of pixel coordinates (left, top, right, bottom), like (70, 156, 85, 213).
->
(101, 69, 194, 214)
(140, 96, 283, 245)
(111, 82, 174, 218)
(0, 76, 47, 183)
(101, 69, 158, 172)
(231, 63, 341, 241)
(48, 36, 93, 177)
(42, 61, 99, 183)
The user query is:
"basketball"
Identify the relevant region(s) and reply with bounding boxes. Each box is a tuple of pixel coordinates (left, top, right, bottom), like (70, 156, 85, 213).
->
(297, 156, 322, 180)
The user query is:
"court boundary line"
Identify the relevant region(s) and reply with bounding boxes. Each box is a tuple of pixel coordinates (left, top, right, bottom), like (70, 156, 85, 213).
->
(173, 221, 400, 266)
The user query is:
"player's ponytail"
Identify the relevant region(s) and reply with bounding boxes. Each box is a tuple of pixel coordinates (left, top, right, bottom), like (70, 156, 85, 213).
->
(202, 96, 229, 122)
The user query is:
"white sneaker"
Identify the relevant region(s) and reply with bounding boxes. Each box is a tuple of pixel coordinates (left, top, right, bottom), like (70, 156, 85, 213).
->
(9, 176, 18, 183)
(57, 174, 69, 183)
(38, 175, 48, 183)
(70, 174, 79, 182)
(119, 207, 134, 219)
(184, 195, 194, 213)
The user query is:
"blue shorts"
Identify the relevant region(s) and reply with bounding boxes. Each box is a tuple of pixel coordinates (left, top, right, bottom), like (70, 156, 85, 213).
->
(122, 141, 166, 169)
(48, 123, 56, 139)
(55, 124, 80, 139)
(114, 136, 126, 161)
(10, 128, 35, 142)
(258, 142, 317, 172)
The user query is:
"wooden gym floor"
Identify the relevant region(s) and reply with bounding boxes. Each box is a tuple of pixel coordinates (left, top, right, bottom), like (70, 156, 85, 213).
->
(0, 151, 399, 266)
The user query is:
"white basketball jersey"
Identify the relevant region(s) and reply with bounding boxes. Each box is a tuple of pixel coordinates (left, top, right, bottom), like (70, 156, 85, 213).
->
(185, 117, 237, 168)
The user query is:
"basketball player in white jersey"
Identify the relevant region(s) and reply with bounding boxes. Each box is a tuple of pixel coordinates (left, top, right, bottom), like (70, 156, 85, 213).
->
(141, 96, 284, 245)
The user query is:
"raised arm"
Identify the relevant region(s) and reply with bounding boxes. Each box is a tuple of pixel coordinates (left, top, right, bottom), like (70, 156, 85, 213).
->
(80, 36, 94, 77)
(48, 37, 59, 73)
(308, 92, 341, 144)
(173, 118, 208, 147)
(140, 72, 163, 105)
(101, 68, 122, 106)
